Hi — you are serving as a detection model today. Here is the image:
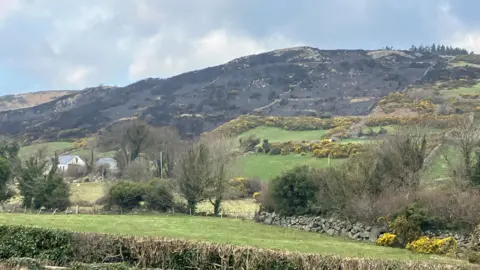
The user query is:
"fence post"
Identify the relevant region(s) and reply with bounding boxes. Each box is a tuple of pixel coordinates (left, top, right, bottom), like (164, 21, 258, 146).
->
(53, 208, 58, 215)
(75, 205, 79, 215)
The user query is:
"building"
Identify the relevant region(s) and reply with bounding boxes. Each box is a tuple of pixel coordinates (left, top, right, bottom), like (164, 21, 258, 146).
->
(95, 157, 119, 179)
(57, 155, 86, 176)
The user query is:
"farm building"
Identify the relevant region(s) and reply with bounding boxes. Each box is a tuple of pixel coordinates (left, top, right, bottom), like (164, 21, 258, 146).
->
(95, 157, 119, 177)
(57, 155, 86, 172)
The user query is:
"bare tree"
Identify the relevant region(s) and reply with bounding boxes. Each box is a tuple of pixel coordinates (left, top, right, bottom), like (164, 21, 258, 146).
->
(177, 141, 212, 213)
(201, 134, 239, 216)
(98, 119, 153, 172)
(176, 134, 238, 215)
(148, 126, 182, 178)
(443, 114, 480, 186)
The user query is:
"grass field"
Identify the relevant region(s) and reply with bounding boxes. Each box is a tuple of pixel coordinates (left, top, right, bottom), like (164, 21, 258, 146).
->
(441, 82, 480, 97)
(239, 153, 345, 181)
(238, 126, 327, 142)
(19, 141, 74, 159)
(0, 213, 465, 263)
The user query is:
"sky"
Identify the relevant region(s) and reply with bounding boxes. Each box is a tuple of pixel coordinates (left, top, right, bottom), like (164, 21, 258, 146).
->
(0, 0, 480, 95)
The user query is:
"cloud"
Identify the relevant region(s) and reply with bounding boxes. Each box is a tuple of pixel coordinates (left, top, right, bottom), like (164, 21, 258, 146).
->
(0, 0, 22, 21)
(0, 0, 479, 94)
(128, 29, 300, 80)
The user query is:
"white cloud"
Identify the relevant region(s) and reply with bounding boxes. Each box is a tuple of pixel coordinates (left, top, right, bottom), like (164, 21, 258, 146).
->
(451, 32, 480, 53)
(128, 29, 300, 80)
(65, 66, 93, 84)
(0, 0, 23, 21)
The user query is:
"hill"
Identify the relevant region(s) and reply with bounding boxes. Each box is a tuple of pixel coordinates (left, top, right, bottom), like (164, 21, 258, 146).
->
(0, 90, 73, 111)
(0, 47, 479, 141)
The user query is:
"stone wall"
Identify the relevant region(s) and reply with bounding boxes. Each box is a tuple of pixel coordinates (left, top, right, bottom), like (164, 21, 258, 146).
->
(255, 212, 472, 248)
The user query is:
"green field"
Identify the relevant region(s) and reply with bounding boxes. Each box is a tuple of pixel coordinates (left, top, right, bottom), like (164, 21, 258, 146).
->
(19, 141, 74, 159)
(0, 213, 464, 263)
(239, 153, 344, 181)
(238, 126, 327, 142)
(441, 82, 480, 97)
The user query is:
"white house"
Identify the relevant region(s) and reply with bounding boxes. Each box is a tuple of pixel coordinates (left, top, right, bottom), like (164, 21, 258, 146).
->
(57, 155, 86, 172)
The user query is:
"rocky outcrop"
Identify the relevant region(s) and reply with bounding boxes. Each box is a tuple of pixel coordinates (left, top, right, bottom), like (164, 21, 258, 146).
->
(255, 212, 472, 248)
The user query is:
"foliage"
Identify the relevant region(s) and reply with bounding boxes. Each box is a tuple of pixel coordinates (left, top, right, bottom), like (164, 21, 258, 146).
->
(212, 115, 361, 137)
(238, 135, 260, 152)
(109, 181, 146, 211)
(270, 166, 317, 216)
(377, 92, 436, 114)
(0, 158, 12, 202)
(230, 177, 262, 199)
(386, 215, 421, 247)
(253, 192, 261, 203)
(376, 233, 400, 247)
(143, 180, 174, 212)
(0, 225, 73, 265)
(177, 142, 211, 213)
(266, 140, 362, 159)
(0, 225, 474, 269)
(406, 236, 457, 256)
(364, 115, 458, 128)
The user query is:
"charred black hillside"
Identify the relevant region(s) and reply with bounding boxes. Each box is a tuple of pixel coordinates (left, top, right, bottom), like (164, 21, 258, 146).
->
(0, 47, 475, 140)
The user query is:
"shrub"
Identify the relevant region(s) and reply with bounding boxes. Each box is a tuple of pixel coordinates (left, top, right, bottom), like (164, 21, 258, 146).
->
(109, 182, 146, 211)
(406, 236, 457, 255)
(376, 233, 400, 247)
(0, 225, 474, 269)
(270, 166, 317, 216)
(253, 192, 261, 203)
(239, 135, 260, 152)
(230, 178, 262, 199)
(143, 180, 174, 212)
(0, 226, 73, 265)
(468, 251, 480, 264)
(269, 146, 281, 155)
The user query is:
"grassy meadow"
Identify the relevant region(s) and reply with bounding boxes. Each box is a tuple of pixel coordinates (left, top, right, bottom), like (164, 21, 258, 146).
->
(238, 126, 327, 142)
(441, 82, 480, 98)
(19, 141, 74, 159)
(0, 213, 466, 263)
(238, 153, 344, 181)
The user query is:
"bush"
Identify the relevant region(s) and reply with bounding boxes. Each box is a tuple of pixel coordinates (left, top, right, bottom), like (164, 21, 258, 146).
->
(270, 166, 317, 216)
(468, 251, 480, 264)
(143, 180, 174, 212)
(253, 192, 261, 203)
(269, 147, 281, 155)
(406, 236, 457, 255)
(109, 182, 146, 211)
(239, 135, 260, 152)
(0, 225, 476, 269)
(376, 233, 400, 247)
(0, 225, 73, 265)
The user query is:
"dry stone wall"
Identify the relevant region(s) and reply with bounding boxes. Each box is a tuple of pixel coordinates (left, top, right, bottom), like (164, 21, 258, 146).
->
(255, 212, 472, 248)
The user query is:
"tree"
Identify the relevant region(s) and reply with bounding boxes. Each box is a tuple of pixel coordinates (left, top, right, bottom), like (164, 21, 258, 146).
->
(202, 134, 238, 216)
(0, 158, 12, 202)
(148, 126, 182, 178)
(444, 114, 480, 186)
(18, 147, 49, 208)
(177, 142, 212, 213)
(18, 151, 70, 210)
(98, 119, 153, 173)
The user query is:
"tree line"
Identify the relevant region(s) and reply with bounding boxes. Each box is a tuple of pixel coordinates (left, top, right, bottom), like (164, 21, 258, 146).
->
(383, 44, 472, 55)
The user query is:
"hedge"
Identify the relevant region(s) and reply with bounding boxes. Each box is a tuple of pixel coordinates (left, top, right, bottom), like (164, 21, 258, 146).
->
(0, 225, 476, 269)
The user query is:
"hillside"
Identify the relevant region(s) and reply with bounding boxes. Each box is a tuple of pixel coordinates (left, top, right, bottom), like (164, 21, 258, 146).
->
(0, 90, 73, 111)
(0, 47, 479, 141)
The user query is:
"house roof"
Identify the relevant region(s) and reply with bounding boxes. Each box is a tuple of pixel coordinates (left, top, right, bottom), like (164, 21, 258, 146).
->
(58, 155, 77, 165)
(96, 157, 117, 165)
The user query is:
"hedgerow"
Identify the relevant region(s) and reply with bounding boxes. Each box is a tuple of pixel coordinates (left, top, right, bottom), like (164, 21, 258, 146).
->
(266, 140, 363, 159)
(0, 225, 475, 269)
(212, 115, 361, 136)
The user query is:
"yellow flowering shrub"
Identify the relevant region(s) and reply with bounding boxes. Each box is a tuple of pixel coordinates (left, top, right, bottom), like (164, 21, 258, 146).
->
(210, 115, 362, 137)
(406, 236, 458, 255)
(253, 192, 261, 203)
(72, 138, 89, 149)
(376, 233, 399, 247)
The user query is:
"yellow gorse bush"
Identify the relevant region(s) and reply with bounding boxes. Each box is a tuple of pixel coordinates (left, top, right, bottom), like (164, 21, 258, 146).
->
(406, 236, 458, 255)
(376, 233, 398, 247)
